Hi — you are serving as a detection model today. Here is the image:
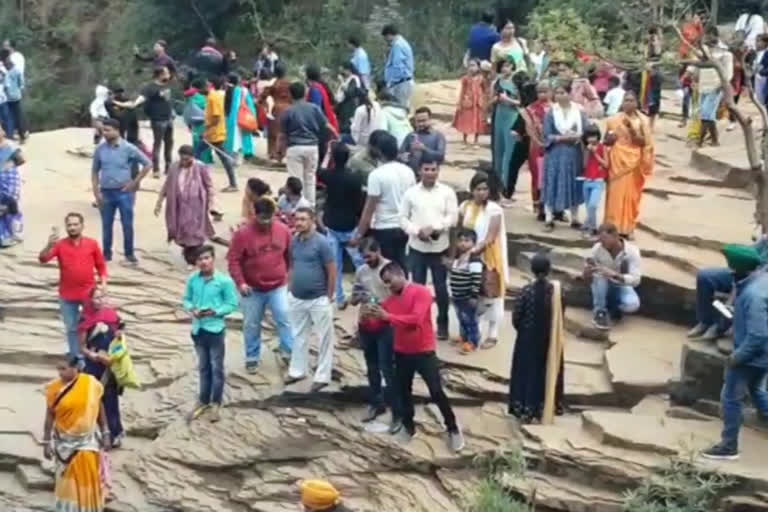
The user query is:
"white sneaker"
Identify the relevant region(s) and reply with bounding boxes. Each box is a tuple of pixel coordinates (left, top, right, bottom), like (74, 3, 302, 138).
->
(449, 427, 465, 452)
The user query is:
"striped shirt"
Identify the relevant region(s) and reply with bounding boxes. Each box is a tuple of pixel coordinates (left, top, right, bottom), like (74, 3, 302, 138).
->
(450, 256, 483, 300)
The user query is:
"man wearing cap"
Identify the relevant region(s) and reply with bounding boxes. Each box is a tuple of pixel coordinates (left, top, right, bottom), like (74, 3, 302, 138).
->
(701, 244, 768, 461)
(688, 235, 768, 342)
(299, 479, 351, 511)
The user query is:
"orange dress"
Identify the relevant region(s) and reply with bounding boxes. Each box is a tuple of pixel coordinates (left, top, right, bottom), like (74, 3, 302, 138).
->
(604, 112, 655, 235)
(453, 74, 489, 135)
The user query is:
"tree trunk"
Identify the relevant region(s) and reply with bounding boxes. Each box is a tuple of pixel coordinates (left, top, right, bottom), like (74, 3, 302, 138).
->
(710, 0, 718, 25)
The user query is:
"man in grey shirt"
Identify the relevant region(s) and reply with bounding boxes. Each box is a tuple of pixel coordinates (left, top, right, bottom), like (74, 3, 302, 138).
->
(91, 118, 152, 264)
(583, 222, 642, 330)
(399, 106, 446, 178)
(279, 82, 338, 207)
(285, 206, 338, 392)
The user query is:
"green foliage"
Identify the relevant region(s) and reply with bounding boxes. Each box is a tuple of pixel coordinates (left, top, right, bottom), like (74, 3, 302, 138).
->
(622, 458, 736, 512)
(468, 478, 532, 512)
(473, 448, 527, 479)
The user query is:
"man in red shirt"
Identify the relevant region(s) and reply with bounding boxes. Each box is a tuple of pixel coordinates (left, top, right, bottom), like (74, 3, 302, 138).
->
(227, 197, 294, 373)
(367, 261, 465, 452)
(38, 212, 108, 358)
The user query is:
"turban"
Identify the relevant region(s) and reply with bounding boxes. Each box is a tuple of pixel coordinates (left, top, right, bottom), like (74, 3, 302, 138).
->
(300, 480, 341, 510)
(722, 244, 762, 274)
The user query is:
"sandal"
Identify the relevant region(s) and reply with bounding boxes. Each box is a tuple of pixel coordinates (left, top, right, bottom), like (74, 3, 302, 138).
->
(544, 222, 555, 232)
(570, 221, 583, 230)
(460, 342, 476, 355)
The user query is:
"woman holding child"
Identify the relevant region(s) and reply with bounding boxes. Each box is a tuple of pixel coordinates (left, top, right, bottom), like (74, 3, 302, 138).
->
(458, 172, 509, 350)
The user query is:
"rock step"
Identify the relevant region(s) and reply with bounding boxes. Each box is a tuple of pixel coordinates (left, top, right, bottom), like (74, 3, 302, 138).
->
(500, 470, 624, 512)
(689, 147, 752, 189)
(516, 249, 696, 326)
(0, 363, 57, 384)
(15, 464, 53, 491)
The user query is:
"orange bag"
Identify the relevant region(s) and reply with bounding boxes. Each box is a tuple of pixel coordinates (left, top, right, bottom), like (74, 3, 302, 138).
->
(237, 89, 259, 133)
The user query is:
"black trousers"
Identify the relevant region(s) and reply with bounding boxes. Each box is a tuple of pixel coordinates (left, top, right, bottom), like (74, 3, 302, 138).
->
(409, 248, 449, 331)
(395, 351, 457, 435)
(150, 119, 174, 173)
(371, 228, 408, 273)
(7, 100, 25, 139)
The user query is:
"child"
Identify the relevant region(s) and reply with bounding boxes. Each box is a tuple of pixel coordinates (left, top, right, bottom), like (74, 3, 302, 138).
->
(581, 127, 609, 237)
(450, 228, 485, 354)
(453, 59, 489, 147)
(276, 176, 310, 227)
(602, 76, 625, 117)
(89, 84, 110, 145)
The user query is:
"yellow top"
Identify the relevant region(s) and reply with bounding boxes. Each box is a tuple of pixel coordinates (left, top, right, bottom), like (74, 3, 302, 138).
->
(205, 90, 227, 144)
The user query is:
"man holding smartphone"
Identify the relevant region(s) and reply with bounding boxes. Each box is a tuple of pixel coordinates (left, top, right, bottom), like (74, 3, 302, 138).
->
(583, 223, 642, 330)
(182, 245, 239, 423)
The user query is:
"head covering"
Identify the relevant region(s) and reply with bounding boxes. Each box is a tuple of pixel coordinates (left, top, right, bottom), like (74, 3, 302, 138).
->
(722, 243, 762, 274)
(300, 480, 341, 510)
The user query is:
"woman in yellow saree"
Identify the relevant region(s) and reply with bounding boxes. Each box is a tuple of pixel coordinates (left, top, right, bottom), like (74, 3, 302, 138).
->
(43, 356, 108, 512)
(604, 90, 655, 239)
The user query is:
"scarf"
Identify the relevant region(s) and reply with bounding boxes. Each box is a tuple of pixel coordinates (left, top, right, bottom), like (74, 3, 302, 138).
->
(552, 102, 582, 136)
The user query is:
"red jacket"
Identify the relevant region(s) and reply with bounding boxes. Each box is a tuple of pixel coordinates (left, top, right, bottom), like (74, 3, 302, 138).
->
(227, 221, 292, 291)
(381, 283, 436, 354)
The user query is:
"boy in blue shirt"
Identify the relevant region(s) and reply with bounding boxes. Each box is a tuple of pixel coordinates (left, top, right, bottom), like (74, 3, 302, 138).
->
(183, 245, 239, 422)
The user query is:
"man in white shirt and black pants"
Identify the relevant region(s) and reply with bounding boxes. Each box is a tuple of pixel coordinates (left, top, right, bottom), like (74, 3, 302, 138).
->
(399, 155, 458, 339)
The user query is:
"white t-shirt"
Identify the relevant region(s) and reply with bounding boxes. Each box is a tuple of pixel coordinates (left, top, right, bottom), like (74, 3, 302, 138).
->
(350, 102, 385, 147)
(735, 13, 765, 49)
(367, 161, 416, 230)
(603, 86, 626, 116)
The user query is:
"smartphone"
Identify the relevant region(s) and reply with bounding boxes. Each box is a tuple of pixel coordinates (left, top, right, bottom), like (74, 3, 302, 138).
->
(712, 300, 733, 320)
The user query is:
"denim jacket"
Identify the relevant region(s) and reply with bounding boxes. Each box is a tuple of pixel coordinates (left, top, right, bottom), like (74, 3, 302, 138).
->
(732, 270, 768, 368)
(4, 67, 23, 102)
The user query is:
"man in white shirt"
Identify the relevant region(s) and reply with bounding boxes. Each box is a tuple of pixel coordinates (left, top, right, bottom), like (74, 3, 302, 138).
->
(399, 156, 458, 339)
(735, 3, 765, 50)
(353, 131, 415, 271)
(3, 40, 24, 77)
(602, 76, 625, 116)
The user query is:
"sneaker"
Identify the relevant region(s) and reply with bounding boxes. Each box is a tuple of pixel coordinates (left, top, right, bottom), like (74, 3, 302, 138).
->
(221, 186, 239, 193)
(337, 300, 348, 311)
(687, 323, 709, 338)
(111, 433, 124, 449)
(362, 405, 386, 423)
(121, 256, 139, 267)
(593, 310, 610, 330)
(395, 427, 415, 444)
(310, 382, 329, 393)
(726, 122, 736, 132)
(208, 404, 222, 423)
(389, 418, 403, 435)
(186, 403, 209, 422)
(437, 326, 449, 341)
(245, 361, 259, 374)
(152, 171, 161, 179)
(449, 428, 466, 452)
(700, 442, 739, 461)
(284, 375, 306, 386)
(701, 324, 721, 341)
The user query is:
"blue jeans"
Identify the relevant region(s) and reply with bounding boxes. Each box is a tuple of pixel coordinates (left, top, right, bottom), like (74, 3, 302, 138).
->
(326, 228, 363, 305)
(0, 103, 11, 135)
(695, 267, 734, 332)
(360, 326, 399, 416)
(591, 275, 640, 315)
(59, 299, 83, 357)
(192, 329, 226, 405)
(455, 299, 480, 346)
(582, 179, 605, 231)
(100, 188, 135, 260)
(241, 286, 294, 364)
(721, 365, 768, 449)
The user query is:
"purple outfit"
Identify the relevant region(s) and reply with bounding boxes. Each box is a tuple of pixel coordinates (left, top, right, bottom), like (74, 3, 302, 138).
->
(162, 160, 215, 248)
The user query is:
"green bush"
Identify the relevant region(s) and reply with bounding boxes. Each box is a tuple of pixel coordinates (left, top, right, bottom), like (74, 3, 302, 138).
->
(468, 479, 532, 512)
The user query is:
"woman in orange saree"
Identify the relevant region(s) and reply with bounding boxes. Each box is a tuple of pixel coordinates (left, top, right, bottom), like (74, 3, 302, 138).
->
(43, 356, 108, 512)
(604, 91, 655, 238)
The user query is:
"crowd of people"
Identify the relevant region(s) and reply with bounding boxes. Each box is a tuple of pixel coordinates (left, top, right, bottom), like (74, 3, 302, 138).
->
(27, 7, 768, 512)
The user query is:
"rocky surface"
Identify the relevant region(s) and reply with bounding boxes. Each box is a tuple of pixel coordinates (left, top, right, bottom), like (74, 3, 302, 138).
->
(1, 81, 767, 511)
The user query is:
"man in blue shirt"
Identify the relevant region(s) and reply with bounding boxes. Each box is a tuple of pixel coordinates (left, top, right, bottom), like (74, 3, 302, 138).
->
(91, 119, 152, 264)
(1, 49, 25, 142)
(382, 24, 414, 109)
(348, 36, 372, 90)
(701, 244, 768, 461)
(464, 11, 500, 64)
(183, 245, 239, 423)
